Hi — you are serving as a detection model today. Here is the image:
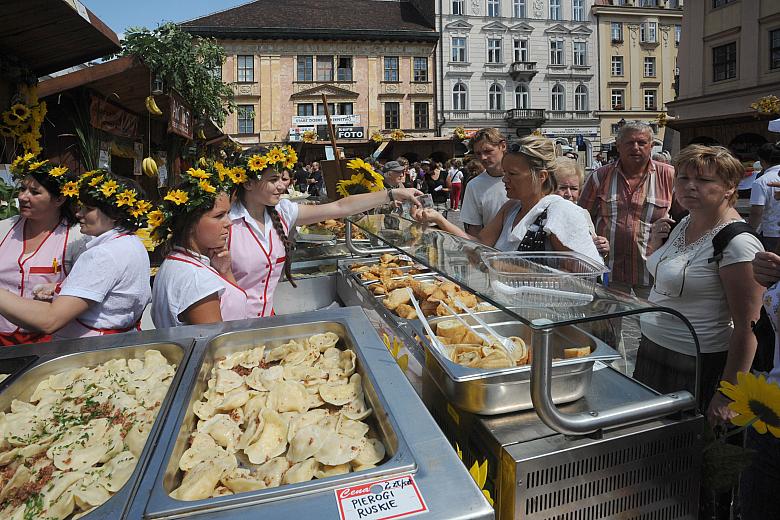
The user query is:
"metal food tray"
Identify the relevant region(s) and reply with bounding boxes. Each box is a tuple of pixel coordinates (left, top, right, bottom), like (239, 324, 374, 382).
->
(0, 336, 193, 520)
(417, 311, 621, 415)
(143, 317, 417, 518)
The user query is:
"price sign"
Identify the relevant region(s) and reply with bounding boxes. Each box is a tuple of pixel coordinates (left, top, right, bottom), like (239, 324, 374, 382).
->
(335, 474, 427, 520)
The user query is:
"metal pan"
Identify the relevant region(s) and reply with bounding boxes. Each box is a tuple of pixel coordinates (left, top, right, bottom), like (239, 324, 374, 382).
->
(144, 320, 416, 518)
(419, 315, 621, 415)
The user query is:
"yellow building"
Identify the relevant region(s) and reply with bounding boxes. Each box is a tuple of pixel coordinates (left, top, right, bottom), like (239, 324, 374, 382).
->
(592, 0, 683, 151)
(181, 0, 438, 152)
(666, 0, 780, 157)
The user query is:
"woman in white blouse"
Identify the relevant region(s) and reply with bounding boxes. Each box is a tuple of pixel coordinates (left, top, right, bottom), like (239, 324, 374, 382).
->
(639, 145, 764, 424)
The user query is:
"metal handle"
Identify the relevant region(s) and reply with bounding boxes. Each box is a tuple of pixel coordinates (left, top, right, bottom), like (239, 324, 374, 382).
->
(345, 220, 396, 255)
(530, 328, 695, 436)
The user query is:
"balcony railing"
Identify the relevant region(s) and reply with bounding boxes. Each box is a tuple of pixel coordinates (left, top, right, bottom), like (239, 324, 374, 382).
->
(505, 108, 546, 127)
(545, 110, 593, 119)
(509, 61, 538, 81)
(446, 110, 507, 121)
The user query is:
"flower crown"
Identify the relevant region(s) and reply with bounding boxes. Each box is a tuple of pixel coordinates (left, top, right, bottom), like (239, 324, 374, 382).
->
(245, 145, 298, 178)
(144, 159, 244, 249)
(9, 153, 76, 197)
(77, 169, 153, 229)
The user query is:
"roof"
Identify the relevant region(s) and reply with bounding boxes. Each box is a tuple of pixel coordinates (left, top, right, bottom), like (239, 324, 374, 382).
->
(180, 0, 437, 42)
(0, 0, 120, 76)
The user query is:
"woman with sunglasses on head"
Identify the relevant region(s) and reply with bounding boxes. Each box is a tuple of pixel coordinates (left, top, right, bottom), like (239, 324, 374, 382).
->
(0, 166, 153, 339)
(151, 163, 250, 327)
(0, 155, 90, 345)
(229, 146, 422, 317)
(412, 136, 602, 262)
(639, 145, 764, 425)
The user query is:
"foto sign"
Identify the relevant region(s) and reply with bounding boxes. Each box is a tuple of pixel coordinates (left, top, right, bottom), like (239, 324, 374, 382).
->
(336, 126, 365, 139)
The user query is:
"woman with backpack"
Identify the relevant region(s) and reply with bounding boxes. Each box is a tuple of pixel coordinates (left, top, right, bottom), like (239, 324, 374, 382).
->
(639, 145, 764, 426)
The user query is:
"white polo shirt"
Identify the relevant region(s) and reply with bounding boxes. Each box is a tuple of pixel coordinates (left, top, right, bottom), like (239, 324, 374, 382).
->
(57, 228, 151, 337)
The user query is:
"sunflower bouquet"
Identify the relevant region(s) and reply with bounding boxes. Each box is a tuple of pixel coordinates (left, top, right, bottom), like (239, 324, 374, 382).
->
(370, 131, 384, 144)
(453, 126, 467, 140)
(0, 85, 47, 157)
(336, 158, 385, 198)
(389, 129, 405, 141)
(302, 130, 317, 144)
(750, 95, 780, 116)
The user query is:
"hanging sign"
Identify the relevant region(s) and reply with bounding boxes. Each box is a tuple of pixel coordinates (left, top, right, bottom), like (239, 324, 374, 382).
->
(334, 474, 428, 520)
(292, 114, 360, 126)
(90, 95, 139, 139)
(167, 90, 193, 140)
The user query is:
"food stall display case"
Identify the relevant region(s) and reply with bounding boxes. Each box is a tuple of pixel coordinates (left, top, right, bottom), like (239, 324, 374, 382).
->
(336, 214, 705, 520)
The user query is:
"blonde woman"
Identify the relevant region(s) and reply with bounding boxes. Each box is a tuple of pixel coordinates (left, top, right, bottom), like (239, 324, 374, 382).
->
(412, 136, 602, 262)
(554, 157, 610, 257)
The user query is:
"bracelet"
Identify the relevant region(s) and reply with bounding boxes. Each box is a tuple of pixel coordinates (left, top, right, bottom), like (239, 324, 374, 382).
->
(387, 188, 395, 203)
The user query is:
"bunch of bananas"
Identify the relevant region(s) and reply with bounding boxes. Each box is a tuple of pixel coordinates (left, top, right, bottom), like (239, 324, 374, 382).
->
(145, 96, 163, 116)
(142, 157, 158, 177)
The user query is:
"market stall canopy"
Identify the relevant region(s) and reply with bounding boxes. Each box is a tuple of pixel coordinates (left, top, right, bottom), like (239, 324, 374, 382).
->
(0, 0, 120, 76)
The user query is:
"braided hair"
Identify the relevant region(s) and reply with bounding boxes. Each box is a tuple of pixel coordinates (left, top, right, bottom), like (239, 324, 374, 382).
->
(266, 204, 296, 288)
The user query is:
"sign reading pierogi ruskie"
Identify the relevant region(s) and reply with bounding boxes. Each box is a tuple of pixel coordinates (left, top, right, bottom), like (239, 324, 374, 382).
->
(335, 474, 427, 520)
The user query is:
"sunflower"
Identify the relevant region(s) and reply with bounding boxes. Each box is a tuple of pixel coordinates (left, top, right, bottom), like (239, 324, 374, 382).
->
(720, 372, 780, 437)
(99, 180, 119, 198)
(2, 111, 21, 127)
(82, 169, 101, 178)
(49, 166, 68, 178)
(115, 189, 138, 207)
(0, 125, 13, 138)
(60, 181, 79, 198)
(230, 167, 248, 184)
(199, 179, 217, 194)
(336, 175, 370, 197)
(186, 167, 211, 180)
(131, 200, 153, 218)
(164, 189, 189, 206)
(347, 158, 372, 172)
(88, 175, 105, 187)
(11, 104, 30, 121)
(146, 209, 165, 228)
(28, 159, 48, 171)
(247, 155, 267, 172)
(134, 227, 158, 252)
(266, 147, 285, 165)
(214, 162, 229, 182)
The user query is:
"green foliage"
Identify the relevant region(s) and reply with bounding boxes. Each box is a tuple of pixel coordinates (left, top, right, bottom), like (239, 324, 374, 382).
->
(118, 23, 235, 127)
(0, 178, 19, 219)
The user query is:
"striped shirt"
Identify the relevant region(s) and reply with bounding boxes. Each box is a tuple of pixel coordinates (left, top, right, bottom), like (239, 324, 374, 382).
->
(579, 159, 675, 286)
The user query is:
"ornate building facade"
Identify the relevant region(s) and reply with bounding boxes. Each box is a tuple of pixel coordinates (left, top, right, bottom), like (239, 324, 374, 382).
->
(437, 0, 601, 166)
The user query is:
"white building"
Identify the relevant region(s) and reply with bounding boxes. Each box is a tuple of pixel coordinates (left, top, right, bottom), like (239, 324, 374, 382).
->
(436, 0, 601, 165)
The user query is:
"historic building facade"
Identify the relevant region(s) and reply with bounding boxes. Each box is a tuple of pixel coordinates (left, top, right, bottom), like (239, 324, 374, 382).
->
(592, 0, 683, 151)
(181, 0, 437, 148)
(666, 0, 780, 159)
(437, 0, 601, 166)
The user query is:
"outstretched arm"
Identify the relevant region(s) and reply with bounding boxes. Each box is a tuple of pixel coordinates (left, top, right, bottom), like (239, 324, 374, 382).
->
(296, 188, 423, 226)
(0, 291, 90, 334)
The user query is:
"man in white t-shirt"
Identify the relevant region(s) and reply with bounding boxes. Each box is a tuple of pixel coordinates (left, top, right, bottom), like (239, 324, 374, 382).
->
(460, 128, 508, 234)
(749, 143, 780, 251)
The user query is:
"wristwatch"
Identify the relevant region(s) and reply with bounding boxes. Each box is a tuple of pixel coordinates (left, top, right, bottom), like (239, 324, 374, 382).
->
(387, 188, 395, 203)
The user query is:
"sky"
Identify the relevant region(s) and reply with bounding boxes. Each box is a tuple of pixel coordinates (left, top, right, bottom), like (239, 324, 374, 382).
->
(81, 0, 249, 36)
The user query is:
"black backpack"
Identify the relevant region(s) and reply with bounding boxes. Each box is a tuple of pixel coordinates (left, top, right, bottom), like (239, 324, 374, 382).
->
(709, 222, 775, 372)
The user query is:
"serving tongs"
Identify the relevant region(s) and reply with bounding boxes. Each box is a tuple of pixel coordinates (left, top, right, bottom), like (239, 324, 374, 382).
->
(405, 288, 449, 358)
(450, 296, 520, 359)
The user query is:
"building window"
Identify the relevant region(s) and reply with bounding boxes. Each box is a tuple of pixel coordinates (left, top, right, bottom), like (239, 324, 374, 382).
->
(513, 0, 526, 17)
(316, 103, 335, 115)
(611, 22, 623, 43)
(668, 0, 679, 7)
(675, 25, 681, 47)
(550, 40, 564, 65)
(489, 84, 504, 110)
(513, 39, 529, 62)
(611, 123, 621, 134)
(712, 0, 735, 7)
(640, 22, 657, 43)
(297, 104, 314, 116)
(297, 55, 313, 81)
(611, 88, 624, 109)
(488, 38, 502, 63)
(638, 0, 656, 6)
(452, 37, 467, 62)
(414, 102, 429, 129)
(573, 42, 587, 66)
(574, 84, 588, 111)
(644, 56, 656, 77)
(384, 56, 399, 81)
(550, 0, 561, 20)
(713, 42, 737, 81)
(644, 89, 657, 110)
(413, 57, 429, 81)
(487, 0, 500, 17)
(209, 64, 222, 80)
(453, 0, 464, 14)
(337, 103, 354, 115)
(771, 29, 780, 70)
(453, 83, 468, 110)
(572, 0, 584, 21)
(337, 57, 353, 81)
(316, 55, 334, 82)
(237, 105, 254, 134)
(384, 102, 400, 129)
(237, 55, 254, 82)
(515, 84, 529, 109)
(551, 84, 565, 111)
(611, 55, 624, 75)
